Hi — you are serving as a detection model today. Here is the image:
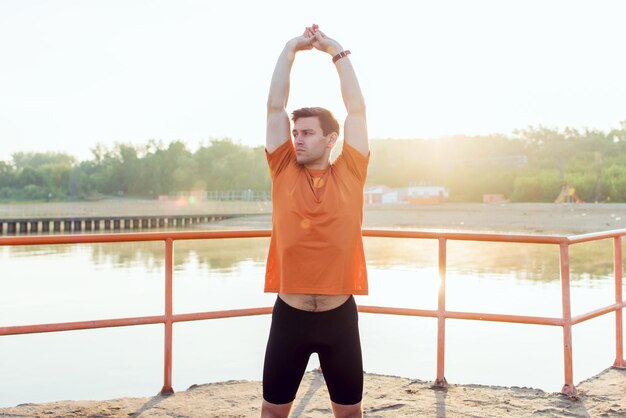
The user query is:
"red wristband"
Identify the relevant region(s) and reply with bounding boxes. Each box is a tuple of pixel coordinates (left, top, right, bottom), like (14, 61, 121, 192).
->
(332, 50, 351, 64)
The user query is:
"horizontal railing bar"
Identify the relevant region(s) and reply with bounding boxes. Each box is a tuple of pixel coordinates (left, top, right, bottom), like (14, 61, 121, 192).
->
(566, 229, 626, 244)
(0, 315, 166, 336)
(362, 229, 566, 244)
(3, 228, 626, 247)
(0, 230, 272, 246)
(8, 301, 621, 337)
(360, 305, 563, 325)
(445, 310, 564, 326)
(358, 305, 438, 317)
(0, 308, 277, 337)
(173, 307, 273, 322)
(572, 303, 624, 325)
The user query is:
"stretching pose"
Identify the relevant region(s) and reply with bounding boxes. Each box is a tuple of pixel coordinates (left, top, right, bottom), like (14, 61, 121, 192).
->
(262, 24, 370, 418)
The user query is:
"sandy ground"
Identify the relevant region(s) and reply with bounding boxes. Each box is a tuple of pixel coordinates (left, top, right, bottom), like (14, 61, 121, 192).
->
(1, 368, 624, 417)
(207, 202, 626, 235)
(363, 202, 626, 234)
(2, 201, 626, 417)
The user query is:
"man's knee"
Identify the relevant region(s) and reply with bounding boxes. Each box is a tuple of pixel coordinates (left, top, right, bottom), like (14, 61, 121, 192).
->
(261, 399, 293, 418)
(331, 401, 363, 418)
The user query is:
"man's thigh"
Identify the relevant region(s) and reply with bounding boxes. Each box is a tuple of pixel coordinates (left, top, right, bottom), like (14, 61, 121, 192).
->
(262, 297, 313, 404)
(317, 297, 364, 405)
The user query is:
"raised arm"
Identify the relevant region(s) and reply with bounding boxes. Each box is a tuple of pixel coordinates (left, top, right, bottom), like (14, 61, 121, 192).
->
(312, 26, 369, 156)
(266, 30, 314, 153)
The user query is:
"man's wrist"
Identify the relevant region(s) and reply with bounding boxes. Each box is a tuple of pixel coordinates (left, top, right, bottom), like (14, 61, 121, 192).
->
(286, 38, 310, 53)
(285, 40, 298, 53)
(326, 44, 342, 56)
(332, 50, 351, 64)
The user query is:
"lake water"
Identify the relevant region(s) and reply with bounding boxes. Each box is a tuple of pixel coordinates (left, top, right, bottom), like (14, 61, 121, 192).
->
(0, 234, 623, 407)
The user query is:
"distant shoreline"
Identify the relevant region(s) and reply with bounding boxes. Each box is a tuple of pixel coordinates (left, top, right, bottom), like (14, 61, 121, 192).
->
(208, 202, 626, 235)
(2, 200, 626, 235)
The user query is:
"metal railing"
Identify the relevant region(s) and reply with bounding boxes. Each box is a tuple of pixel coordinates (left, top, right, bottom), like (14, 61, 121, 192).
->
(0, 228, 624, 399)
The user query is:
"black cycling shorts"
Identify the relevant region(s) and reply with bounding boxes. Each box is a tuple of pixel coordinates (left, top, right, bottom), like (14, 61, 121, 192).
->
(262, 295, 363, 405)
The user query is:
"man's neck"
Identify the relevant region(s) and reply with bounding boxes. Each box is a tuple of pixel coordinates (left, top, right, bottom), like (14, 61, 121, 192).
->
(304, 160, 330, 170)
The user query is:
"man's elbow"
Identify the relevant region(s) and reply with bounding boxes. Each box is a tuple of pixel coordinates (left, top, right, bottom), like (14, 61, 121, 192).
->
(348, 101, 366, 116)
(267, 98, 286, 113)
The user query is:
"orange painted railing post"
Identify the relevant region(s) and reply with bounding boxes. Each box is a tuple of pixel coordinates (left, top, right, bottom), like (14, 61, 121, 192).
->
(614, 237, 625, 369)
(559, 243, 577, 398)
(161, 238, 174, 395)
(434, 237, 448, 388)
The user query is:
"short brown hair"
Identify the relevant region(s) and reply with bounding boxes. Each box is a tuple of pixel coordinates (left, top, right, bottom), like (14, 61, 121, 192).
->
(291, 107, 340, 136)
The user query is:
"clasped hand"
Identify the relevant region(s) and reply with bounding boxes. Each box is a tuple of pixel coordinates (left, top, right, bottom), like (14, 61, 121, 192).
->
(290, 23, 342, 56)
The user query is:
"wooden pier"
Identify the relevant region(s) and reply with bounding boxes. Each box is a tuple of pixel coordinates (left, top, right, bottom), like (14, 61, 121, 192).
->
(0, 214, 237, 235)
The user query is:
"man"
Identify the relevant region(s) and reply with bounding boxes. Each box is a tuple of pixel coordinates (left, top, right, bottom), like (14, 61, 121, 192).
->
(262, 24, 369, 418)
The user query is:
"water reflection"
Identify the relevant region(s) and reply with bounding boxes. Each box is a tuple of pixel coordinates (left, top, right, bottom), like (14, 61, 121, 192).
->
(6, 238, 269, 271)
(365, 238, 617, 282)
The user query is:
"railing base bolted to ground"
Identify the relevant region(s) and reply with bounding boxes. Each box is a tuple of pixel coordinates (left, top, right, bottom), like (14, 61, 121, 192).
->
(0, 229, 625, 399)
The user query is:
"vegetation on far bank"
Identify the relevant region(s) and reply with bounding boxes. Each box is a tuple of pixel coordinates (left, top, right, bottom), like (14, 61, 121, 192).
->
(1, 121, 626, 203)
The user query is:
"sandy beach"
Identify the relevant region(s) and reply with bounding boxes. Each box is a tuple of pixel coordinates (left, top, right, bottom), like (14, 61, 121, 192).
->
(1, 201, 626, 417)
(1, 368, 624, 417)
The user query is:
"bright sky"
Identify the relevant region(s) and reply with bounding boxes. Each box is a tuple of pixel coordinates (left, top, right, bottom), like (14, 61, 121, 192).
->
(1, 0, 625, 161)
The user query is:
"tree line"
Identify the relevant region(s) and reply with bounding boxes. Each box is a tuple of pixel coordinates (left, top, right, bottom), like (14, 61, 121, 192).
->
(0, 139, 269, 201)
(368, 122, 626, 202)
(1, 122, 626, 203)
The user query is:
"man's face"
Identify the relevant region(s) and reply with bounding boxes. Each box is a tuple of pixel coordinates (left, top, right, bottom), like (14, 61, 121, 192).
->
(292, 117, 333, 167)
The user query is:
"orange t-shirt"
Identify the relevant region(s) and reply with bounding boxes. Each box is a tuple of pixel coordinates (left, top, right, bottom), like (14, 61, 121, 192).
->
(264, 139, 370, 295)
